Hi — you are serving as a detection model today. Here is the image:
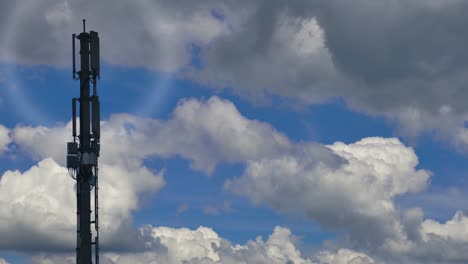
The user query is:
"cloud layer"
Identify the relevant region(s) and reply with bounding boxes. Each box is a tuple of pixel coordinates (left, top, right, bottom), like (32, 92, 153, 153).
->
(4, 1, 468, 145)
(2, 96, 468, 262)
(31, 226, 374, 264)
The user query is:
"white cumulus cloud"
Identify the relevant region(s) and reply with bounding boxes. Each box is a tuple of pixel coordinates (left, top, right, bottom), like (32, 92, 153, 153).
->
(31, 226, 375, 264)
(226, 137, 430, 247)
(2, 117, 166, 251)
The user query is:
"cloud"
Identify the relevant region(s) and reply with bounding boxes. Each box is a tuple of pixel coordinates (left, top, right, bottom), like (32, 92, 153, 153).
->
(188, 9, 344, 104)
(372, 210, 468, 263)
(12, 97, 291, 175)
(31, 226, 374, 264)
(4, 1, 468, 144)
(421, 211, 468, 242)
(151, 97, 292, 173)
(12, 122, 69, 163)
(0, 93, 325, 172)
(189, 1, 468, 146)
(226, 137, 430, 248)
(397, 186, 468, 220)
(5, 95, 294, 249)
(0, 0, 226, 71)
(315, 248, 376, 264)
(6, 96, 468, 262)
(0, 158, 164, 251)
(1, 116, 166, 251)
(0, 96, 293, 251)
(0, 158, 75, 251)
(0, 96, 367, 254)
(203, 201, 233, 215)
(98, 96, 468, 262)
(0, 259, 9, 264)
(176, 204, 189, 216)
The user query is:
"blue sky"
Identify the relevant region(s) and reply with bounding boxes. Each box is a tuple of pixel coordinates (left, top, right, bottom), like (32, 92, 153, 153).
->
(2, 1, 468, 263)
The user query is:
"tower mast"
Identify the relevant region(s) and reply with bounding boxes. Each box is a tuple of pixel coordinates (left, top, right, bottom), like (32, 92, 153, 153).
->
(67, 19, 101, 264)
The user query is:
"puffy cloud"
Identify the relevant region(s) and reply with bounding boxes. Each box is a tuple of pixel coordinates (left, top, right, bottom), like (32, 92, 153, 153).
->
(34, 226, 372, 264)
(376, 210, 468, 263)
(13, 97, 291, 174)
(416, 212, 468, 262)
(2, 116, 166, 251)
(227, 137, 430, 247)
(0, 259, 10, 264)
(0, 157, 164, 252)
(421, 211, 468, 242)
(10, 117, 166, 238)
(151, 97, 292, 173)
(189, 10, 344, 104)
(141, 226, 222, 263)
(12, 122, 69, 163)
(0, 158, 75, 251)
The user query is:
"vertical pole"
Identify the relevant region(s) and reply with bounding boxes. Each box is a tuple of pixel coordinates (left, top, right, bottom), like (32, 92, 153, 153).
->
(71, 20, 100, 264)
(72, 98, 77, 140)
(77, 26, 92, 264)
(95, 166, 100, 264)
(72, 34, 76, 79)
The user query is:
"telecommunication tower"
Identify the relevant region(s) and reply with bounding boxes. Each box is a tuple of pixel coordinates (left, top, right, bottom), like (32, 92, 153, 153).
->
(67, 20, 101, 264)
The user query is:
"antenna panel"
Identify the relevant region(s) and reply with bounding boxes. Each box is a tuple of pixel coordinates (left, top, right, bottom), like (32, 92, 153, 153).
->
(90, 31, 100, 79)
(92, 95, 100, 139)
(72, 34, 77, 79)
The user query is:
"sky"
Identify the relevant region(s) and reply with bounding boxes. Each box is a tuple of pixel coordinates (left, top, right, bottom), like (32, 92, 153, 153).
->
(2, 1, 468, 263)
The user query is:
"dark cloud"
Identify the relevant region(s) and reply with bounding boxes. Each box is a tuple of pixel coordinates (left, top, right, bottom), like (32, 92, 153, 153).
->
(313, 0, 468, 113)
(194, 1, 468, 110)
(0, 0, 224, 70)
(4, 0, 468, 125)
(187, 0, 468, 142)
